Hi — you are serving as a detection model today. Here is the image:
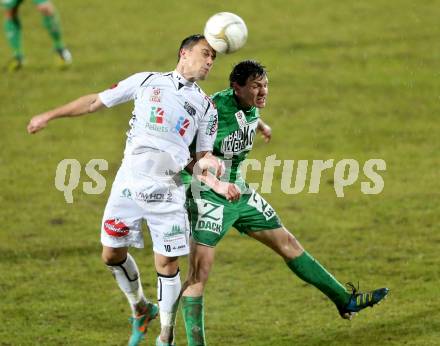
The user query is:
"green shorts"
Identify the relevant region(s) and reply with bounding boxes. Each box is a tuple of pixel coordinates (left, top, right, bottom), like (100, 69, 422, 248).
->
(2, 0, 48, 10)
(187, 188, 282, 247)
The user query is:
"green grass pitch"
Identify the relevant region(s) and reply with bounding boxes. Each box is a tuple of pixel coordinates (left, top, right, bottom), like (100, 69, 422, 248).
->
(0, 0, 439, 345)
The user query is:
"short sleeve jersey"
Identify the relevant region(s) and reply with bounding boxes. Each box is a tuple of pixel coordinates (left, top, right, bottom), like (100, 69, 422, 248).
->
(99, 71, 217, 172)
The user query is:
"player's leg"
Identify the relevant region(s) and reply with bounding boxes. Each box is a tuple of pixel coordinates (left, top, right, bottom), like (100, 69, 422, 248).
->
(181, 195, 235, 346)
(101, 219, 158, 346)
(154, 253, 180, 346)
(3, 0, 24, 70)
(102, 223, 159, 346)
(34, 0, 72, 65)
(248, 228, 388, 318)
(146, 204, 191, 346)
(101, 167, 158, 346)
(181, 241, 215, 346)
(238, 189, 388, 319)
(102, 246, 154, 317)
(247, 228, 353, 309)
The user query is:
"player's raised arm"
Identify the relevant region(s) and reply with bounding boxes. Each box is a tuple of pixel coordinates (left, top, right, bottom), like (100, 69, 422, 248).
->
(27, 72, 148, 134)
(27, 93, 104, 134)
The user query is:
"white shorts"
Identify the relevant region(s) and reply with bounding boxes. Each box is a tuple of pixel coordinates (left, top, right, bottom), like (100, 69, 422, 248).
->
(101, 159, 189, 257)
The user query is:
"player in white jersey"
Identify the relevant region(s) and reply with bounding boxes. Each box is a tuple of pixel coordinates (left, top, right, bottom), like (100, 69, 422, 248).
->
(27, 34, 240, 346)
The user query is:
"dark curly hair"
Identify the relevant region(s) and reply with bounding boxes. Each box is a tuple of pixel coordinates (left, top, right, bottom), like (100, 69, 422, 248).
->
(229, 60, 267, 87)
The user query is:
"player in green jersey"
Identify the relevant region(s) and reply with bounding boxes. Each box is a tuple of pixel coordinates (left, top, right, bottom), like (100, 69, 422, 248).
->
(2, 0, 72, 71)
(180, 60, 389, 345)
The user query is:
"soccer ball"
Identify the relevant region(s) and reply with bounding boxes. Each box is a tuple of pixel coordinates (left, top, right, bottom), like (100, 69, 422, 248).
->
(204, 12, 248, 54)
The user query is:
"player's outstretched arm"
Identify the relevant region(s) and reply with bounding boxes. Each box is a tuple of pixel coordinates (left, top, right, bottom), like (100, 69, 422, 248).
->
(257, 118, 272, 143)
(27, 93, 105, 134)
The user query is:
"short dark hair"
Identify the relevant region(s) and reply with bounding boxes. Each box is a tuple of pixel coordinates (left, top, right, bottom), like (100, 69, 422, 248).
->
(229, 60, 267, 87)
(178, 34, 206, 61)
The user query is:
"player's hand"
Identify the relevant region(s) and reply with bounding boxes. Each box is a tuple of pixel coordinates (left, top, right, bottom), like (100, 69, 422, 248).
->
(27, 114, 49, 134)
(213, 181, 241, 201)
(197, 154, 225, 178)
(259, 123, 272, 143)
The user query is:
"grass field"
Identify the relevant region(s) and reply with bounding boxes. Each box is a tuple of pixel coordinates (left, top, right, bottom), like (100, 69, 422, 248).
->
(1, 0, 440, 345)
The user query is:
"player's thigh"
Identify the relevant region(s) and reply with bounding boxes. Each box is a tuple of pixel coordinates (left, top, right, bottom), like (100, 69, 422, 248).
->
(233, 189, 282, 234)
(145, 207, 190, 257)
(247, 227, 304, 259)
(188, 193, 237, 248)
(100, 172, 146, 249)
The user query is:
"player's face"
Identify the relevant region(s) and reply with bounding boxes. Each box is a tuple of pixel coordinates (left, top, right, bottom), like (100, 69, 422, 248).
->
(234, 75, 268, 109)
(181, 39, 217, 81)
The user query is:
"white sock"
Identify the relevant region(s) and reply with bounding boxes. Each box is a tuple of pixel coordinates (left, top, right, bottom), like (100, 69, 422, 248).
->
(157, 270, 181, 333)
(108, 253, 148, 316)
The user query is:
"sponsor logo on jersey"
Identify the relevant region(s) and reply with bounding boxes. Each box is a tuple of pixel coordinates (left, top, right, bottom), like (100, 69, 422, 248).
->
(150, 106, 165, 124)
(184, 102, 196, 117)
(220, 121, 258, 154)
(206, 112, 218, 135)
(146, 106, 168, 132)
(135, 190, 173, 203)
(120, 188, 132, 199)
(173, 116, 190, 136)
(150, 87, 162, 102)
(234, 110, 247, 128)
(195, 200, 224, 235)
(164, 224, 185, 238)
(104, 218, 129, 237)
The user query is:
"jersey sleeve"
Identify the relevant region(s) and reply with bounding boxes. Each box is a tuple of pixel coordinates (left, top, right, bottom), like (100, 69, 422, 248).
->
(196, 104, 218, 153)
(98, 72, 152, 108)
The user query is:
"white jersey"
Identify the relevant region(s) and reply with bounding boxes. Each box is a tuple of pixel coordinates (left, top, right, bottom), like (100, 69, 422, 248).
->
(99, 70, 218, 177)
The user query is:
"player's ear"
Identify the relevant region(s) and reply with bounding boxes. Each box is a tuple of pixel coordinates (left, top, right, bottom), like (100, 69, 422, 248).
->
(179, 48, 187, 60)
(231, 81, 241, 94)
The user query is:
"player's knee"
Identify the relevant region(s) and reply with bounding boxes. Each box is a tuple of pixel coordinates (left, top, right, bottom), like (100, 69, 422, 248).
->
(101, 248, 126, 265)
(4, 9, 17, 19)
(187, 265, 210, 286)
(36, 3, 54, 16)
(282, 229, 304, 260)
(155, 257, 179, 276)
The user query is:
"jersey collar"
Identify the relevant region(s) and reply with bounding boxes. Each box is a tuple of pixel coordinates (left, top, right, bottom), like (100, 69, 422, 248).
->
(172, 70, 194, 89)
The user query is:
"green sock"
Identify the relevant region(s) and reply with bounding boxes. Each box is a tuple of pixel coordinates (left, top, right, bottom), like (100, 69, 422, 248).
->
(41, 13, 64, 50)
(4, 17, 23, 59)
(286, 251, 350, 307)
(181, 296, 206, 346)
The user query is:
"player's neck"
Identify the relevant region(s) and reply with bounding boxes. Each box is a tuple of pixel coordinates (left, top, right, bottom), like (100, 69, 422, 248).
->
(233, 93, 252, 111)
(175, 65, 196, 83)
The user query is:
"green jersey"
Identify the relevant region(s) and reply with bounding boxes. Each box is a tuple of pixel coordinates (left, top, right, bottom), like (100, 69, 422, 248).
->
(184, 88, 282, 247)
(182, 88, 259, 188)
(211, 88, 260, 186)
